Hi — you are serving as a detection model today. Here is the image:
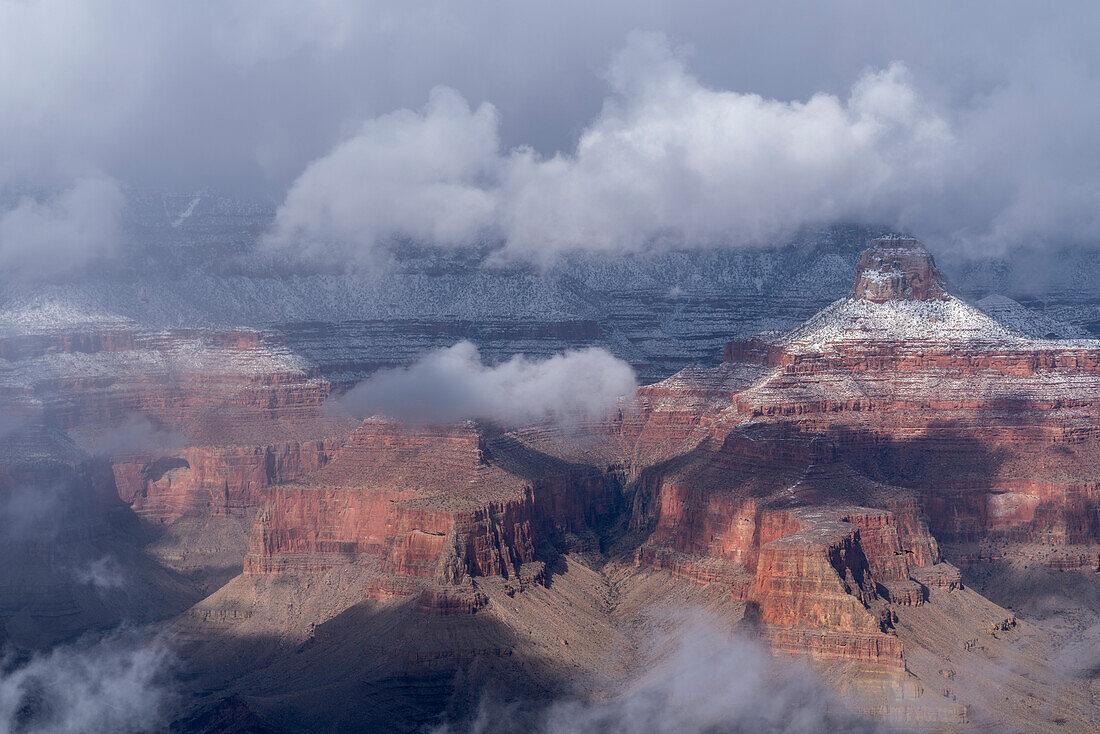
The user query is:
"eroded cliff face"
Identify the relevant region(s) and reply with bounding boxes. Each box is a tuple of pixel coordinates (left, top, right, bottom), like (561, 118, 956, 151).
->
(626, 424, 960, 669)
(112, 440, 340, 521)
(235, 420, 621, 615)
(0, 323, 358, 586)
(716, 238, 1100, 550)
(600, 237, 1098, 682)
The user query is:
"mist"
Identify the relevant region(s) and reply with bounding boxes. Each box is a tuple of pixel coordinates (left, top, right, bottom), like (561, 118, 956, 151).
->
(435, 614, 890, 734)
(81, 414, 185, 459)
(70, 555, 128, 592)
(0, 628, 177, 734)
(0, 177, 124, 278)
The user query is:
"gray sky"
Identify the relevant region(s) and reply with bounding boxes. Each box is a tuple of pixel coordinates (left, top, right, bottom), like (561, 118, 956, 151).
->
(2, 0, 1100, 267)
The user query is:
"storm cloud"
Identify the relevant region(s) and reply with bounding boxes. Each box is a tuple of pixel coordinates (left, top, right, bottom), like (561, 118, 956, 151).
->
(3, 1, 1100, 262)
(268, 34, 953, 261)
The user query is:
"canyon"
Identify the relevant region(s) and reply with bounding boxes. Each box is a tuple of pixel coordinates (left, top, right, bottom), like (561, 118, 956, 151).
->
(1, 227, 1099, 731)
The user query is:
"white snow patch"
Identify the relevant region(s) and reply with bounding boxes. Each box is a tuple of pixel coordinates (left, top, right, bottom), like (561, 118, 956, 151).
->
(771, 295, 1100, 353)
(171, 195, 202, 228)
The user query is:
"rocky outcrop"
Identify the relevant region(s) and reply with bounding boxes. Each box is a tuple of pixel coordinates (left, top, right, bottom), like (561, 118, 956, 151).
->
(751, 511, 908, 670)
(611, 238, 1100, 674)
(0, 322, 358, 600)
(0, 324, 335, 439)
(113, 440, 340, 521)
(241, 421, 620, 608)
(620, 418, 965, 669)
(851, 236, 949, 303)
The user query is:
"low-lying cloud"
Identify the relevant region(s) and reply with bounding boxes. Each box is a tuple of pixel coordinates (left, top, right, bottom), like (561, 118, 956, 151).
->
(82, 414, 185, 458)
(337, 341, 637, 425)
(71, 555, 128, 592)
(0, 628, 177, 734)
(436, 614, 887, 734)
(0, 176, 124, 278)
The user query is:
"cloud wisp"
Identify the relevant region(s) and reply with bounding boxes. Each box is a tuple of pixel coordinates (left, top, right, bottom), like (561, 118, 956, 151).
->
(70, 555, 128, 592)
(0, 482, 68, 545)
(337, 341, 637, 426)
(81, 414, 185, 459)
(0, 628, 177, 734)
(0, 176, 124, 278)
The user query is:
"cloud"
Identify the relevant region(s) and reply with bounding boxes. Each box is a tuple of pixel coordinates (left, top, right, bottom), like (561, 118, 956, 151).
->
(337, 341, 637, 425)
(499, 37, 953, 259)
(82, 414, 185, 458)
(267, 35, 954, 262)
(436, 613, 887, 734)
(0, 629, 176, 734)
(266, 86, 501, 263)
(70, 555, 128, 592)
(0, 176, 125, 278)
(2, 4, 1100, 256)
(0, 483, 66, 544)
(261, 18, 1100, 262)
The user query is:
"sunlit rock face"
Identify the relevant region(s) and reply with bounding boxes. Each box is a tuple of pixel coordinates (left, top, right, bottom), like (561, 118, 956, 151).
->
(619, 237, 1100, 687)
(239, 419, 620, 613)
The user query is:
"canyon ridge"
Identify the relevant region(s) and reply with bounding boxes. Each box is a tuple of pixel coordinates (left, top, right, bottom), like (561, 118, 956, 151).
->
(1, 232, 1098, 731)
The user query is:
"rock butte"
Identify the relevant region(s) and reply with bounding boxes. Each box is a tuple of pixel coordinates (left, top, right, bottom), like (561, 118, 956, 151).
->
(1, 236, 1098, 730)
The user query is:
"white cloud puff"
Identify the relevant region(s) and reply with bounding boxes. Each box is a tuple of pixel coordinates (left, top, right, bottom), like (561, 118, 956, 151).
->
(266, 87, 501, 262)
(267, 33, 954, 263)
(338, 341, 637, 426)
(0, 629, 176, 734)
(499, 36, 952, 257)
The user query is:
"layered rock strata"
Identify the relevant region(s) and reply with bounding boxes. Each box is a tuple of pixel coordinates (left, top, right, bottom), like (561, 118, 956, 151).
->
(717, 238, 1100, 547)
(242, 420, 620, 612)
(613, 236, 1095, 674)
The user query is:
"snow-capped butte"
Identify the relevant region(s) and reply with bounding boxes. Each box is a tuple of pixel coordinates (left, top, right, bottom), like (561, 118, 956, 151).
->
(763, 237, 1100, 354)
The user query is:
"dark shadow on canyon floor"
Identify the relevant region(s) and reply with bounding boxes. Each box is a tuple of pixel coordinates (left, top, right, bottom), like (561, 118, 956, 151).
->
(171, 598, 575, 734)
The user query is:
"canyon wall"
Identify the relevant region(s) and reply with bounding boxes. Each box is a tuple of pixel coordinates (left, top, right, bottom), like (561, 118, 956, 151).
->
(239, 421, 621, 611)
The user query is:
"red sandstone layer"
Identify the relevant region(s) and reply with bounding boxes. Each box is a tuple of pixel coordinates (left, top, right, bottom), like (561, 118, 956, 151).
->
(240, 421, 620, 612)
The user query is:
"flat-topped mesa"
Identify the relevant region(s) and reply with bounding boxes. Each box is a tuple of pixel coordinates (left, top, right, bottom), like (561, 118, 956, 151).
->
(851, 236, 949, 303)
